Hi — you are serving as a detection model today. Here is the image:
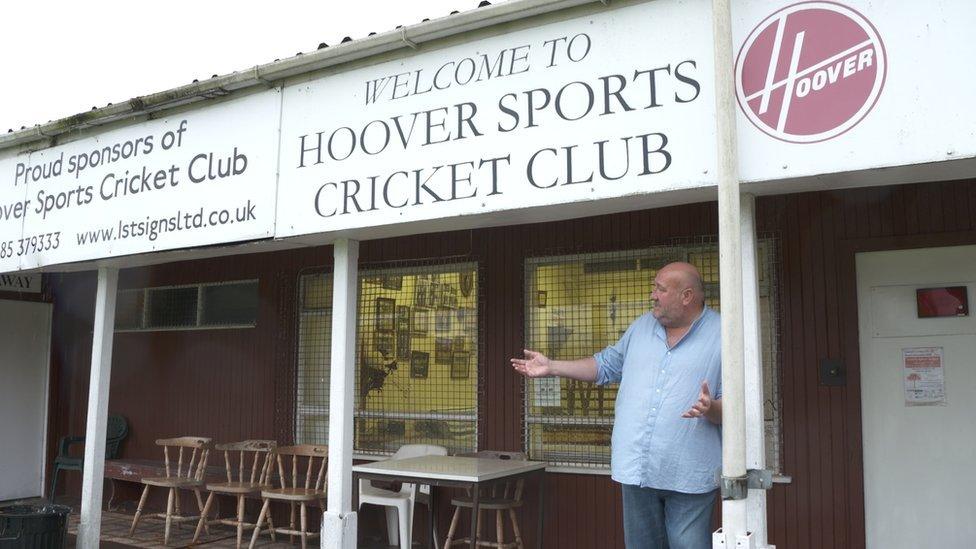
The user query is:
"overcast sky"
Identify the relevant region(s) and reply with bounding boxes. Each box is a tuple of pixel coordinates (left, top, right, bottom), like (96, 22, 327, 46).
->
(0, 0, 483, 132)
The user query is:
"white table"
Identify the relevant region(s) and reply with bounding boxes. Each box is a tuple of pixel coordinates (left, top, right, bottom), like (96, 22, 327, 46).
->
(353, 456, 546, 549)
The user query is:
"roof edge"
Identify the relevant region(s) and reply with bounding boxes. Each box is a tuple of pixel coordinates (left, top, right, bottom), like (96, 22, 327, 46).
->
(0, 0, 601, 152)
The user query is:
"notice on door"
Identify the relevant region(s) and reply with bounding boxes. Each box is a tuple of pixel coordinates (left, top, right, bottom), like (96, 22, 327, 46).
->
(902, 347, 946, 406)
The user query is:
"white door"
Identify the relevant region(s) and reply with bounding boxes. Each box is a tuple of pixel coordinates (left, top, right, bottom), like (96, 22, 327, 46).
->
(0, 299, 53, 501)
(857, 245, 976, 548)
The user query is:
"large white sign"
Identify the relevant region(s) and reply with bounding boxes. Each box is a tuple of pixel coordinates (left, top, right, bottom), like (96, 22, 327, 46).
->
(0, 90, 281, 272)
(3, 0, 976, 272)
(276, 0, 717, 237)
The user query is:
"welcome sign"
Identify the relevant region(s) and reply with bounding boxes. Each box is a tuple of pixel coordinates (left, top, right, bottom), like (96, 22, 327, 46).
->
(275, 0, 718, 237)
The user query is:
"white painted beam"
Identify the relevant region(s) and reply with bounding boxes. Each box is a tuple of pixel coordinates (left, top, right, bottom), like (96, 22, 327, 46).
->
(322, 239, 359, 549)
(77, 267, 119, 548)
(741, 193, 773, 548)
(713, 0, 749, 545)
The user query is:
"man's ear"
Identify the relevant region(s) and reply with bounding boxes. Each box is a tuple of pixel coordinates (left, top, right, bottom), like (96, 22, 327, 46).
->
(681, 288, 694, 305)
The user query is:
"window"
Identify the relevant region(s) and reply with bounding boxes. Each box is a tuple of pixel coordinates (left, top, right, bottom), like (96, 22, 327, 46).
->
(524, 240, 782, 471)
(295, 272, 333, 445)
(114, 279, 259, 331)
(295, 263, 479, 456)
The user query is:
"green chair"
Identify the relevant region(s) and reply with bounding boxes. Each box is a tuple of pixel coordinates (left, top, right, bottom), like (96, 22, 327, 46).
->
(48, 414, 128, 501)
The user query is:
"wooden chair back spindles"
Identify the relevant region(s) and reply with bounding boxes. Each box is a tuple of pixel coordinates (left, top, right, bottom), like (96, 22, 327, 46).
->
(445, 451, 529, 549)
(274, 445, 328, 492)
(130, 436, 213, 546)
(192, 440, 278, 548)
(157, 436, 212, 481)
(249, 444, 328, 549)
(216, 440, 276, 485)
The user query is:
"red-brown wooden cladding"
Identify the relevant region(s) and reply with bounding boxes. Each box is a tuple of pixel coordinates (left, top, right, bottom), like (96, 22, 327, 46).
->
(46, 178, 976, 548)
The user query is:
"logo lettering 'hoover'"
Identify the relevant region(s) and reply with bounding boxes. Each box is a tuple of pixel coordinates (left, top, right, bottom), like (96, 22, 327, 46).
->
(735, 1, 886, 143)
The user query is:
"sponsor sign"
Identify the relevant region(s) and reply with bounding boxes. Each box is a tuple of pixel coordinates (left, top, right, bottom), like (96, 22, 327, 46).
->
(0, 90, 281, 273)
(735, 1, 886, 143)
(276, 0, 717, 238)
(736, 0, 976, 181)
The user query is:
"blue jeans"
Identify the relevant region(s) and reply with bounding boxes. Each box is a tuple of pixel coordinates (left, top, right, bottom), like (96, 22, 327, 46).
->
(621, 484, 717, 549)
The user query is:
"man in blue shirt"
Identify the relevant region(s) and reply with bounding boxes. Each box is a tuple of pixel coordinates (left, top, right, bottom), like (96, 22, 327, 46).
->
(512, 262, 721, 549)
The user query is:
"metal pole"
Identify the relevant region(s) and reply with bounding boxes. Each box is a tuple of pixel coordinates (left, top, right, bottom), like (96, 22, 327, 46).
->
(741, 193, 773, 548)
(78, 267, 118, 548)
(712, 0, 749, 545)
(322, 239, 360, 549)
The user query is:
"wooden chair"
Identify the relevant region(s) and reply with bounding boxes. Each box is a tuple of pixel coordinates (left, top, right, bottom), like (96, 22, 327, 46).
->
(249, 444, 328, 549)
(128, 436, 212, 547)
(193, 440, 277, 548)
(444, 451, 527, 549)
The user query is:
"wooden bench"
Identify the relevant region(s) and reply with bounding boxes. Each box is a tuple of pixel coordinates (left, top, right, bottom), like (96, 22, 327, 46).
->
(104, 458, 227, 512)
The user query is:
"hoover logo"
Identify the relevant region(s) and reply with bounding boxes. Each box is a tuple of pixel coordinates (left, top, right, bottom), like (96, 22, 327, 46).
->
(735, 1, 886, 143)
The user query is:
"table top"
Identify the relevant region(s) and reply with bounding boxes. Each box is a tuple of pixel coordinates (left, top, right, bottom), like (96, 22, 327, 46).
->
(352, 455, 546, 483)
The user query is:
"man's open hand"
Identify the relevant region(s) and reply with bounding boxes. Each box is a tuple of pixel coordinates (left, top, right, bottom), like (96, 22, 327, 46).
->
(511, 349, 552, 378)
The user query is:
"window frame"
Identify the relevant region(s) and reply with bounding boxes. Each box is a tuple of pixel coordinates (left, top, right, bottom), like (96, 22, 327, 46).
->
(114, 278, 259, 332)
(293, 262, 481, 458)
(523, 239, 783, 473)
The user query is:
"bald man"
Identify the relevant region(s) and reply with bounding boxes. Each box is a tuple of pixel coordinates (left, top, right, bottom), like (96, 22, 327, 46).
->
(512, 262, 721, 549)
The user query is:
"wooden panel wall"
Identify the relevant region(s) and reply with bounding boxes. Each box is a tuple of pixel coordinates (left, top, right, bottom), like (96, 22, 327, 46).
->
(47, 178, 976, 548)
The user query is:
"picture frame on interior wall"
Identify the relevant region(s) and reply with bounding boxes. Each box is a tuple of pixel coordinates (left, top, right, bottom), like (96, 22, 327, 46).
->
(414, 278, 431, 308)
(375, 297, 396, 332)
(374, 332, 394, 358)
(381, 275, 403, 291)
(442, 285, 459, 309)
(410, 351, 429, 379)
(396, 330, 411, 360)
(459, 272, 474, 297)
(451, 350, 470, 379)
(435, 307, 452, 332)
(411, 308, 429, 336)
(435, 337, 453, 364)
(396, 305, 411, 331)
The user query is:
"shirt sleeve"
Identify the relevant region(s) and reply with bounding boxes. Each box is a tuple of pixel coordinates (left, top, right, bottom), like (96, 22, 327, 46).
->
(593, 319, 637, 385)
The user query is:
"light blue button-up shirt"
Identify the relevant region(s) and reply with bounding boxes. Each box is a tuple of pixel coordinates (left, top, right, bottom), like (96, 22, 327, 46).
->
(594, 307, 722, 494)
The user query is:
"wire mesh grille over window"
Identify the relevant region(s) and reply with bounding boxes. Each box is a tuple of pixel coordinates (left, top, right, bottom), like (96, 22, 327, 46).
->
(524, 239, 782, 471)
(295, 262, 479, 456)
(115, 280, 258, 331)
(296, 272, 334, 446)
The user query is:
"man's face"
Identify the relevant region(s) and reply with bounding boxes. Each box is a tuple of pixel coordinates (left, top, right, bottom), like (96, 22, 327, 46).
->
(651, 271, 688, 327)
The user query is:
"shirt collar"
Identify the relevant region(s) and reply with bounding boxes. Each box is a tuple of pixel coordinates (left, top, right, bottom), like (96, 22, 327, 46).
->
(653, 306, 711, 344)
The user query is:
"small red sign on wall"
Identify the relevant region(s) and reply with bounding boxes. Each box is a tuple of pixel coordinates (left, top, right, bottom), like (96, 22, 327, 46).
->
(916, 286, 969, 318)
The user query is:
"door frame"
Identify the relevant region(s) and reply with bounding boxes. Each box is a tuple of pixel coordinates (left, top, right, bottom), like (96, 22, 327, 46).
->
(836, 229, 976, 547)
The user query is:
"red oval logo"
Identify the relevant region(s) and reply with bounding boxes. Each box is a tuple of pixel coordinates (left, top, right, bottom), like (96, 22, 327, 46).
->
(735, 1, 887, 143)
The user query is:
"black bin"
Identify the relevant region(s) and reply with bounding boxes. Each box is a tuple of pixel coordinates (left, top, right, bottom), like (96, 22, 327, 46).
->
(0, 504, 70, 548)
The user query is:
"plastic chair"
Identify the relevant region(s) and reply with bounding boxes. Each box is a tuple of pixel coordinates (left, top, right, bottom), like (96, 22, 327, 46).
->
(358, 443, 448, 549)
(48, 414, 128, 501)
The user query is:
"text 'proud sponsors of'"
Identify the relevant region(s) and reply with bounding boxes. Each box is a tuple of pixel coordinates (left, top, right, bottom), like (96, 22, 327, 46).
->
(276, 0, 718, 237)
(0, 90, 281, 272)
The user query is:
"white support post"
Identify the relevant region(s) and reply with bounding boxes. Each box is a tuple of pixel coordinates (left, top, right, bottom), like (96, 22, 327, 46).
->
(322, 239, 359, 549)
(741, 194, 773, 548)
(712, 0, 749, 546)
(77, 267, 118, 549)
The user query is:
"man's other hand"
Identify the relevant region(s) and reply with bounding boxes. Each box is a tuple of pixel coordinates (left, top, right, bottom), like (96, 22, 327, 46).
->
(681, 380, 712, 419)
